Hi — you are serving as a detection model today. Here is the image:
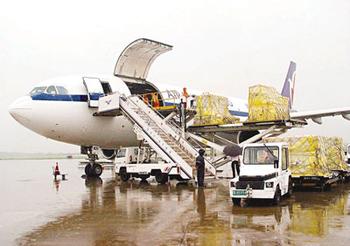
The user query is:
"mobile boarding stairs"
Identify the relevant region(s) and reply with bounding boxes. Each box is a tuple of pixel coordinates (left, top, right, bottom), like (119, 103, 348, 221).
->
(95, 92, 217, 180)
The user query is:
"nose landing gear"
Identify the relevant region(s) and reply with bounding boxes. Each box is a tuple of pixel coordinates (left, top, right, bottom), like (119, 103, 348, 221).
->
(84, 152, 103, 177)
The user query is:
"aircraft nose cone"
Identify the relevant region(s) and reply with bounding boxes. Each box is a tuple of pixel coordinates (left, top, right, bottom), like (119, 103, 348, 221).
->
(8, 96, 32, 123)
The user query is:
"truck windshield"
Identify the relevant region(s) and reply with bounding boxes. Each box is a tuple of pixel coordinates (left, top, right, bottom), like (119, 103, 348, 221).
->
(243, 146, 279, 165)
(116, 149, 126, 158)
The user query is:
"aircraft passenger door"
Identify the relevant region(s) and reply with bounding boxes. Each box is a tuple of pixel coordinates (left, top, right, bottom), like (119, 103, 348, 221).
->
(83, 77, 105, 108)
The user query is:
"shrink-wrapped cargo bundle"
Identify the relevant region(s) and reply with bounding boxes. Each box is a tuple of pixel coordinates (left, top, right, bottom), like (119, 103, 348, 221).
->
(248, 85, 290, 122)
(266, 136, 348, 177)
(193, 93, 239, 126)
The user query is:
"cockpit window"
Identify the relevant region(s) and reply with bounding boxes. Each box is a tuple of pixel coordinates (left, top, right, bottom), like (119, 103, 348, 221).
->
(30, 86, 47, 96)
(56, 86, 69, 95)
(46, 85, 57, 95)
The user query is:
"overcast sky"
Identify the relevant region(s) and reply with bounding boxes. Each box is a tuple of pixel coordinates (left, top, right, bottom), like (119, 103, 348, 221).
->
(1, 0, 349, 153)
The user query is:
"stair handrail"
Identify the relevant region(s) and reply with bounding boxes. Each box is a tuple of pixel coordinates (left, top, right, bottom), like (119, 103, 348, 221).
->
(127, 94, 217, 175)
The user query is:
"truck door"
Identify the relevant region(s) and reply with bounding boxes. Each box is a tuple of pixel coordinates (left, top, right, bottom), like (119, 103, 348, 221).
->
(281, 147, 289, 194)
(83, 77, 105, 108)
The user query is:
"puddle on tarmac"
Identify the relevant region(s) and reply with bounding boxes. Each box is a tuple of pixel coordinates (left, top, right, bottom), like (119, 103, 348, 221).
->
(1, 160, 350, 245)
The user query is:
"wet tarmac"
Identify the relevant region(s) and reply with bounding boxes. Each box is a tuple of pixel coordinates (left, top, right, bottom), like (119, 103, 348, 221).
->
(1, 159, 350, 245)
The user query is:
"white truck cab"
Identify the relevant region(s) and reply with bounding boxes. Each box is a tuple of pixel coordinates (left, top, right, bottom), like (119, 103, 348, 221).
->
(229, 142, 292, 205)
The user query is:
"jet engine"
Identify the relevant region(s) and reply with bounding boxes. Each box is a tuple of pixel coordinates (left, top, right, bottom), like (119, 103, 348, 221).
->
(216, 130, 260, 144)
(100, 148, 117, 160)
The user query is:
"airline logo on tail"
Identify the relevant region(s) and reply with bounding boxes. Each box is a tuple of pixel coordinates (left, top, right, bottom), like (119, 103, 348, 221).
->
(281, 61, 296, 109)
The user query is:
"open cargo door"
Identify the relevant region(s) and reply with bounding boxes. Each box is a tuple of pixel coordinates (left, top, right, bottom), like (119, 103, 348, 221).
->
(83, 77, 104, 108)
(114, 38, 172, 83)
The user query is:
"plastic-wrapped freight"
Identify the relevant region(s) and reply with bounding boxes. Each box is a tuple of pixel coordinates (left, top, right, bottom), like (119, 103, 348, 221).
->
(265, 136, 348, 178)
(248, 85, 290, 122)
(193, 93, 239, 126)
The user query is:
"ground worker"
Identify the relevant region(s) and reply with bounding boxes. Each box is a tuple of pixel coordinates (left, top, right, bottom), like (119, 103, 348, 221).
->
(196, 149, 205, 187)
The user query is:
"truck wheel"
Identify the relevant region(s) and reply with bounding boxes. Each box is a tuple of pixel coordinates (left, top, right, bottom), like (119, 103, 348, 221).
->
(155, 173, 168, 184)
(232, 198, 241, 206)
(120, 172, 130, 182)
(321, 183, 331, 192)
(287, 177, 293, 196)
(273, 186, 281, 205)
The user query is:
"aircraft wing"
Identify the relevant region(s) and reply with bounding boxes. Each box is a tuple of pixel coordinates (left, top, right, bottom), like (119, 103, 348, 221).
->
(290, 107, 350, 124)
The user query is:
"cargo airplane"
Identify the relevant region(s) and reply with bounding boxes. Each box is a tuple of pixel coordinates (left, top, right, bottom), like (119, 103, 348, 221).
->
(8, 38, 350, 177)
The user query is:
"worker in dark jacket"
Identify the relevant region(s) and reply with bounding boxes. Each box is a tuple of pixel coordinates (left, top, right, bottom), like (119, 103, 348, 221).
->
(196, 149, 205, 187)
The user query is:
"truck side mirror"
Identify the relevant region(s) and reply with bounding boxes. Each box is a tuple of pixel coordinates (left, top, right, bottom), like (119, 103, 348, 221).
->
(273, 159, 279, 169)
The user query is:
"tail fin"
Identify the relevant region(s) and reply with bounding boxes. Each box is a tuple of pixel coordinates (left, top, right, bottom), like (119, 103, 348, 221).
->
(281, 61, 296, 109)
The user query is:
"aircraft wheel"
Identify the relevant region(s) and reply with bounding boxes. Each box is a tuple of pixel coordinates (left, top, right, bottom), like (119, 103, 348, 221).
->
(85, 164, 92, 177)
(155, 173, 168, 184)
(92, 164, 103, 177)
(273, 186, 281, 205)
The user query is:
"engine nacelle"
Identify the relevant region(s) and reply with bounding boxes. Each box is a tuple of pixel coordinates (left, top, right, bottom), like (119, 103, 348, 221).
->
(101, 148, 117, 160)
(237, 130, 260, 143)
(216, 130, 260, 144)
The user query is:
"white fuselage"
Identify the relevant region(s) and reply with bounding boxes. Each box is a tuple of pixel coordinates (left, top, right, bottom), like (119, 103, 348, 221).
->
(8, 75, 248, 149)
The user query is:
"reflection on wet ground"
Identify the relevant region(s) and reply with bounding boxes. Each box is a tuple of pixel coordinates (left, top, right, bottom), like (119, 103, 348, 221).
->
(1, 160, 350, 245)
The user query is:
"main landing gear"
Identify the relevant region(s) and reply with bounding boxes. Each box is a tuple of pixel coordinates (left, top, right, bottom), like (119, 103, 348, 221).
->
(85, 152, 103, 178)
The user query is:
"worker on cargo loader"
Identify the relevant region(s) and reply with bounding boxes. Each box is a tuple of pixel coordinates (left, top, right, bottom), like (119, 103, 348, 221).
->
(143, 94, 149, 105)
(196, 149, 205, 187)
(182, 87, 189, 108)
(152, 93, 160, 108)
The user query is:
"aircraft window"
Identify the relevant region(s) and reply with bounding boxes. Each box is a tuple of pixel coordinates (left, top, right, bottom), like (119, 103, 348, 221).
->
(56, 86, 69, 95)
(46, 85, 57, 95)
(30, 86, 47, 96)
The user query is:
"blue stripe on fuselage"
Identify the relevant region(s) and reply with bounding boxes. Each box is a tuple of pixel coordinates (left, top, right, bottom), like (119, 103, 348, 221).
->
(31, 93, 103, 102)
(229, 110, 248, 117)
(32, 94, 249, 117)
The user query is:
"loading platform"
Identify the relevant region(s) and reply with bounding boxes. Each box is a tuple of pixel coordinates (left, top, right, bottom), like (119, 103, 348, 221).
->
(93, 90, 310, 182)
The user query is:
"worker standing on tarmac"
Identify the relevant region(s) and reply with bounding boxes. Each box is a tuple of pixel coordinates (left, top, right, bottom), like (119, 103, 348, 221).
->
(196, 149, 205, 187)
(54, 162, 60, 180)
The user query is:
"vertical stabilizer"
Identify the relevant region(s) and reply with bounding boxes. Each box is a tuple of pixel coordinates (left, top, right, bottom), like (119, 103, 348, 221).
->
(281, 61, 296, 109)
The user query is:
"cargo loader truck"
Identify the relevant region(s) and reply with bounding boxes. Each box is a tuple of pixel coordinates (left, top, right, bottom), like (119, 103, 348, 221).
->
(115, 147, 191, 184)
(229, 142, 292, 206)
